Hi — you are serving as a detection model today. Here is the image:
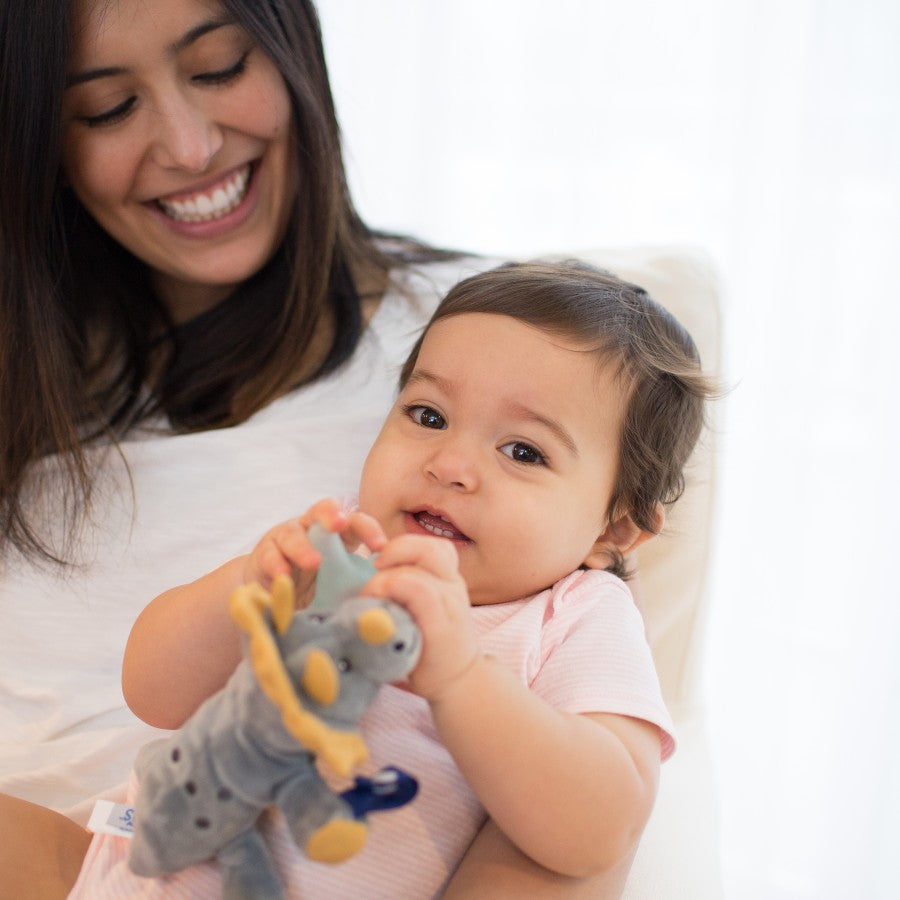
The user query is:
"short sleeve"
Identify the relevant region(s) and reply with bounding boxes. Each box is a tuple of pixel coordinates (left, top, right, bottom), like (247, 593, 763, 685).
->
(530, 571, 676, 760)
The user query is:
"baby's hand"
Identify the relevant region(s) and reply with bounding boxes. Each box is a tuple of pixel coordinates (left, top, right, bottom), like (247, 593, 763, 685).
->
(243, 498, 387, 607)
(364, 534, 480, 701)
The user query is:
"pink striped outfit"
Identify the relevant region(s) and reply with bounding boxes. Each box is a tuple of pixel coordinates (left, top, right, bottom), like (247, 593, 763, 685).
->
(70, 567, 674, 899)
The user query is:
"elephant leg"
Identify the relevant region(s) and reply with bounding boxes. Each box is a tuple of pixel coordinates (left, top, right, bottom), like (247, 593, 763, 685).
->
(217, 827, 283, 900)
(133, 737, 166, 777)
(275, 767, 367, 864)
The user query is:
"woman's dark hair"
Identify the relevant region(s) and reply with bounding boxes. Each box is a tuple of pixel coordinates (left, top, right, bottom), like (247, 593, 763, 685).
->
(0, 0, 456, 563)
(400, 261, 717, 578)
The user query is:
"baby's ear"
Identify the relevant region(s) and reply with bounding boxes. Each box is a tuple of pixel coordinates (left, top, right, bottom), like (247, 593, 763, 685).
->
(582, 503, 665, 570)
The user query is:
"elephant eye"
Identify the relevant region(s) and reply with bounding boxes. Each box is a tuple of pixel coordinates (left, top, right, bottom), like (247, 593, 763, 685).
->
(393, 641, 406, 652)
(337, 657, 351, 672)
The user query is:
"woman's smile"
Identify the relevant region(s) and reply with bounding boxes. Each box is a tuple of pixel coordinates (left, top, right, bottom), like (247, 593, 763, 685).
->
(146, 161, 263, 241)
(153, 163, 252, 224)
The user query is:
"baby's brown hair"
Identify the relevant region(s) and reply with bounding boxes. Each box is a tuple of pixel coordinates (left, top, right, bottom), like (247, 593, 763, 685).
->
(400, 261, 716, 577)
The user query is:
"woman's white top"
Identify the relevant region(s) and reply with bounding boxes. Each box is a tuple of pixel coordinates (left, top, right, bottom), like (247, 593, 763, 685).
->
(0, 257, 488, 824)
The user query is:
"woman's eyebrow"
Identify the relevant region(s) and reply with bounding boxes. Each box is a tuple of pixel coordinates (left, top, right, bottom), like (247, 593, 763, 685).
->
(169, 17, 233, 54)
(66, 66, 125, 88)
(65, 17, 234, 88)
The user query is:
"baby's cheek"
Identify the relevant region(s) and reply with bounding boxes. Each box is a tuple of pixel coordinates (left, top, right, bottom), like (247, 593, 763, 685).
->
(358, 452, 398, 527)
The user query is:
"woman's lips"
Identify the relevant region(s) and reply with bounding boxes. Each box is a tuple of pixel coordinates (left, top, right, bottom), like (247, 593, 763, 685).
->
(146, 162, 260, 238)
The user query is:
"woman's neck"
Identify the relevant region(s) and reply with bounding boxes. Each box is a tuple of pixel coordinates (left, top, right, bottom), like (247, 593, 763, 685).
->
(354, 261, 389, 326)
(151, 273, 236, 325)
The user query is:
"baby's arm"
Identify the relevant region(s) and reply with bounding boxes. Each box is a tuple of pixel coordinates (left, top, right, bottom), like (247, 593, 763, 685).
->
(365, 534, 660, 878)
(435, 669, 659, 876)
(122, 500, 385, 729)
(445, 818, 634, 898)
(122, 553, 247, 729)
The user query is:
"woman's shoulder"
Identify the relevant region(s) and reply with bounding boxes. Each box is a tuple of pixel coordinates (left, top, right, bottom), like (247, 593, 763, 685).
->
(382, 251, 506, 318)
(355, 249, 507, 374)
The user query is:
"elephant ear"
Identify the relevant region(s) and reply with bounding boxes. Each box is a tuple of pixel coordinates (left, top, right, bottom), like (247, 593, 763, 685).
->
(229, 579, 368, 777)
(356, 607, 396, 645)
(306, 523, 377, 614)
(301, 648, 340, 706)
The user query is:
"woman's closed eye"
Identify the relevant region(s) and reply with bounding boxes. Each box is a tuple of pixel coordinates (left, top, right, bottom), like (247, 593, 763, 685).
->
(191, 50, 250, 86)
(78, 52, 251, 128)
(499, 441, 546, 465)
(79, 96, 137, 128)
(404, 405, 447, 430)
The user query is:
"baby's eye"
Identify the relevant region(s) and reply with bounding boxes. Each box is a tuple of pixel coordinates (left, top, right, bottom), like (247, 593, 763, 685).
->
(500, 441, 546, 465)
(405, 405, 447, 430)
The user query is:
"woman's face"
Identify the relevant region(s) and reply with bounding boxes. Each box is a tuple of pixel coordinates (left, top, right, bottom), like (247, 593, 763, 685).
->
(61, 0, 298, 321)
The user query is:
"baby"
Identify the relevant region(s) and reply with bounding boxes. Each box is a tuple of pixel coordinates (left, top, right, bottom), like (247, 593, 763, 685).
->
(73, 261, 715, 897)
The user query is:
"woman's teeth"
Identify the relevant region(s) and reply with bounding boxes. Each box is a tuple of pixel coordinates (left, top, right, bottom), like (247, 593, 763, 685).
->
(156, 166, 251, 222)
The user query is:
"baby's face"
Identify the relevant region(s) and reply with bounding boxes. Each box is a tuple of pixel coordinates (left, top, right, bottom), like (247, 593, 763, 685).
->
(359, 313, 628, 606)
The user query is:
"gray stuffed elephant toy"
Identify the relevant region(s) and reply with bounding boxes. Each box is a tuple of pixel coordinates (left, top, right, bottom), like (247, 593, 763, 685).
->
(127, 526, 422, 898)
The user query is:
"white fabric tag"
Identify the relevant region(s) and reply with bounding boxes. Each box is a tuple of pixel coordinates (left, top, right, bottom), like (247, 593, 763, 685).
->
(87, 800, 135, 838)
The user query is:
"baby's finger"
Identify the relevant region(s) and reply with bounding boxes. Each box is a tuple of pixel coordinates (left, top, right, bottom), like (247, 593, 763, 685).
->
(373, 533, 460, 579)
(270, 498, 350, 571)
(343, 511, 388, 554)
(365, 565, 442, 606)
(270, 520, 323, 572)
(298, 498, 348, 533)
(364, 565, 468, 627)
(253, 538, 295, 585)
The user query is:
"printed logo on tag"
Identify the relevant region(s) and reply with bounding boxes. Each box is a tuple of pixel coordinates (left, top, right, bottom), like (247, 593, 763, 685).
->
(87, 800, 136, 838)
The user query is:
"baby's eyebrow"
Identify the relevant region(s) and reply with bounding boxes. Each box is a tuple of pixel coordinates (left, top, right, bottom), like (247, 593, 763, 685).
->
(404, 369, 452, 394)
(504, 401, 579, 458)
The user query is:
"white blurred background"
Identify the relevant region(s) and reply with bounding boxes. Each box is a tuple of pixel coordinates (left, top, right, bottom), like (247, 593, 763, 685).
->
(315, 2, 900, 896)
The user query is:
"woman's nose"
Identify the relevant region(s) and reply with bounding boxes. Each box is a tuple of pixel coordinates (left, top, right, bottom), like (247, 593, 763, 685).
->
(148, 93, 223, 173)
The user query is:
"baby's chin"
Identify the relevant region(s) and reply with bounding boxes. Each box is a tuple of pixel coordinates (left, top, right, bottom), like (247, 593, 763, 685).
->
(465, 567, 562, 607)
(458, 570, 510, 608)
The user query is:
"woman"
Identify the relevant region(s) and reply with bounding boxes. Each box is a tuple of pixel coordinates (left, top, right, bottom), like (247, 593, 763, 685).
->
(0, 0, 636, 896)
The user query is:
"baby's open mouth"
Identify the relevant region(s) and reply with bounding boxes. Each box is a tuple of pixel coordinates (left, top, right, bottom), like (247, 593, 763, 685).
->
(154, 164, 252, 223)
(413, 511, 471, 542)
